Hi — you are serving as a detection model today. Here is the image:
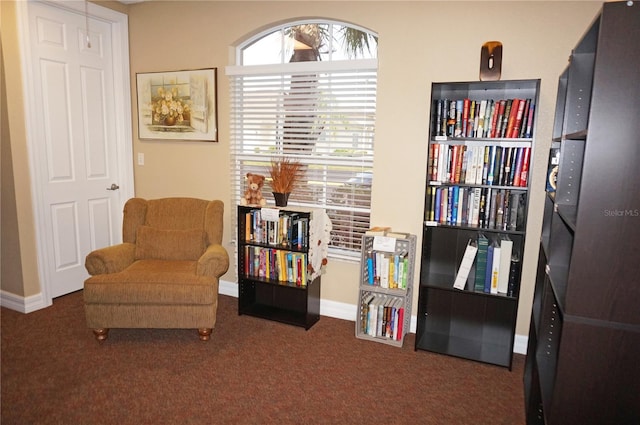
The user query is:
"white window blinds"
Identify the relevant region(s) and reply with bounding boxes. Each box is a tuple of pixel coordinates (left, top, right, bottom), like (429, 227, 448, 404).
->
(227, 59, 377, 257)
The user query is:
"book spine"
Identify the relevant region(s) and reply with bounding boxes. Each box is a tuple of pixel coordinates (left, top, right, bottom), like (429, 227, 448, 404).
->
(367, 250, 374, 285)
(434, 187, 441, 223)
(519, 147, 531, 187)
(490, 244, 501, 294)
(476, 100, 487, 137)
(455, 100, 463, 137)
(440, 188, 448, 224)
(429, 187, 436, 221)
(493, 100, 506, 138)
(511, 99, 528, 139)
(431, 144, 439, 181)
(484, 244, 494, 293)
(500, 99, 513, 138)
(507, 254, 522, 297)
(482, 146, 490, 184)
(454, 146, 464, 183)
(475, 235, 489, 292)
(451, 186, 459, 225)
(512, 147, 523, 187)
(524, 102, 536, 138)
(504, 99, 520, 138)
(434, 99, 443, 137)
(447, 100, 457, 137)
(446, 186, 454, 224)
(462, 98, 470, 138)
(453, 239, 478, 290)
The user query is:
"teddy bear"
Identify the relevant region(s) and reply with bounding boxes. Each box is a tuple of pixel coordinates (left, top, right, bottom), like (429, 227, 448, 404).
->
(240, 173, 266, 206)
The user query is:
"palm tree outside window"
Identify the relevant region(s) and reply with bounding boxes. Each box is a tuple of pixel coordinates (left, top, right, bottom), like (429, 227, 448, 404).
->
(227, 20, 378, 259)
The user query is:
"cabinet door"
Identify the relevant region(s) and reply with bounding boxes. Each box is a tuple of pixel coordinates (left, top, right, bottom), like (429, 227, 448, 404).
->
(416, 286, 517, 368)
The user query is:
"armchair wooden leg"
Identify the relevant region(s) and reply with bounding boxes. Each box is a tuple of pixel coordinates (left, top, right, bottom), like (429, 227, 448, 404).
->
(198, 328, 212, 341)
(93, 328, 109, 342)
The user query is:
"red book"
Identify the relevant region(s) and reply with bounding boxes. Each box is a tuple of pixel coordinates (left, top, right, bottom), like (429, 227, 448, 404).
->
(462, 98, 470, 138)
(431, 143, 439, 181)
(519, 147, 531, 187)
(454, 145, 464, 183)
(525, 102, 536, 138)
(397, 307, 404, 340)
(491, 100, 506, 138)
(499, 99, 513, 138)
(509, 99, 527, 138)
(428, 143, 434, 181)
(505, 99, 520, 138)
(512, 148, 523, 187)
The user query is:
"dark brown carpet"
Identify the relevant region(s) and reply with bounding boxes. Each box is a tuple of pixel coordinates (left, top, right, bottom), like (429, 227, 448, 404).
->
(1, 291, 525, 424)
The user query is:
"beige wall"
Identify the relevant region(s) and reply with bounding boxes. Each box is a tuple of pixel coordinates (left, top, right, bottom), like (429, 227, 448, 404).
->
(1, 17, 26, 296)
(2, 0, 42, 298)
(2, 1, 602, 338)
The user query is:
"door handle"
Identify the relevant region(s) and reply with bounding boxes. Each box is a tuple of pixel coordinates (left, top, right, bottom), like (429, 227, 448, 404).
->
(107, 183, 120, 191)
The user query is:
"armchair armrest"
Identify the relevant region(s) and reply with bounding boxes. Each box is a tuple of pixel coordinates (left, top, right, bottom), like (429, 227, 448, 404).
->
(196, 244, 229, 278)
(85, 243, 136, 275)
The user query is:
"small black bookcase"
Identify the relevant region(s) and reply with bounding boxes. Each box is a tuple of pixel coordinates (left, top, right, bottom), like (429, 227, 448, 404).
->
(237, 205, 321, 330)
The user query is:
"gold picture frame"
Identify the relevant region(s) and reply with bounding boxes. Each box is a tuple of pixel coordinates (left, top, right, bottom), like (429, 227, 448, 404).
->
(136, 68, 218, 141)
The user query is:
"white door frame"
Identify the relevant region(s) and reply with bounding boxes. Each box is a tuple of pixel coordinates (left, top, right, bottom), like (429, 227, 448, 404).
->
(16, 0, 134, 310)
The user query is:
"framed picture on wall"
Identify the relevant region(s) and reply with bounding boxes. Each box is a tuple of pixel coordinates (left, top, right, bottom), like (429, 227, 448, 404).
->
(136, 68, 218, 141)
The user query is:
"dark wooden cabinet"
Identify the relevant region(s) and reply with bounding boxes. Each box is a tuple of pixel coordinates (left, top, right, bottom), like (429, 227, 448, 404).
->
(237, 205, 322, 330)
(415, 79, 540, 369)
(524, 2, 640, 423)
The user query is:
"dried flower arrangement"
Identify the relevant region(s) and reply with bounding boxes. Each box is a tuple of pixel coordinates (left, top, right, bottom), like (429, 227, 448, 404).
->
(269, 156, 303, 194)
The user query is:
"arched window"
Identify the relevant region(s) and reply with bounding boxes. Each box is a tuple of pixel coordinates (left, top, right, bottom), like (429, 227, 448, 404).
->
(227, 20, 378, 258)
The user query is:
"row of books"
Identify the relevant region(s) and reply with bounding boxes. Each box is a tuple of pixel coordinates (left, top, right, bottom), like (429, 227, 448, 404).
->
(433, 97, 536, 139)
(359, 292, 405, 341)
(364, 249, 409, 289)
(242, 246, 308, 286)
(453, 234, 521, 297)
(426, 186, 526, 231)
(243, 209, 308, 249)
(429, 144, 531, 187)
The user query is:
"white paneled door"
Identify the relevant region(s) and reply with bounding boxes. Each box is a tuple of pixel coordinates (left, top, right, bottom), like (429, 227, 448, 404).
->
(21, 1, 133, 302)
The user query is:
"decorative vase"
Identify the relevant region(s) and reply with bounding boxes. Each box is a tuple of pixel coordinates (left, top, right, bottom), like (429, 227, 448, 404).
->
(164, 116, 176, 126)
(273, 192, 290, 207)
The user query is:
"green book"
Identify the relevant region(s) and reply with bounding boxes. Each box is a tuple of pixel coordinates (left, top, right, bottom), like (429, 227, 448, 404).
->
(474, 233, 489, 292)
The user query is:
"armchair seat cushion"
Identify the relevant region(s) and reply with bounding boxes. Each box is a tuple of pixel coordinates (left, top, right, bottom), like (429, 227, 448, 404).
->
(84, 260, 217, 305)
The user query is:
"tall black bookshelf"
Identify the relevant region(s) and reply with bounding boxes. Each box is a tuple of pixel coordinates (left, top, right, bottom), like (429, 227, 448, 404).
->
(524, 2, 640, 424)
(415, 79, 540, 369)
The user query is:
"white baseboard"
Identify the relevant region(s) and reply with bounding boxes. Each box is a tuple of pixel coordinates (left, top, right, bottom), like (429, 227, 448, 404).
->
(0, 290, 49, 313)
(513, 333, 528, 355)
(219, 280, 239, 297)
(220, 279, 526, 353)
(2, 280, 529, 354)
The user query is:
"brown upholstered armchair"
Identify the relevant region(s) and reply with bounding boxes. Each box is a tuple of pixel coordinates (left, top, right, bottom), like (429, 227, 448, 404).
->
(83, 197, 229, 342)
